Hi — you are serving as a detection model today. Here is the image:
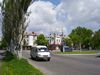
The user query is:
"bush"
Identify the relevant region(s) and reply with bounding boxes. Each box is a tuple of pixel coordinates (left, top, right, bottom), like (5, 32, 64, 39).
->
(3, 51, 16, 61)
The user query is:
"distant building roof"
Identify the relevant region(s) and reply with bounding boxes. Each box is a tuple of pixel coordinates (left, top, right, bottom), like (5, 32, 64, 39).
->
(25, 32, 37, 36)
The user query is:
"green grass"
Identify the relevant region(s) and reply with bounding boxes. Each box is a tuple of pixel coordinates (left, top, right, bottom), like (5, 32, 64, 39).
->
(0, 61, 1, 68)
(55, 51, 96, 54)
(1, 51, 43, 75)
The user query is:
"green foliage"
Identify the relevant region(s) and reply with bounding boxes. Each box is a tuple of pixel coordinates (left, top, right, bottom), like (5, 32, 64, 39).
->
(1, 0, 32, 51)
(63, 38, 73, 47)
(36, 34, 48, 46)
(3, 51, 16, 62)
(91, 29, 100, 50)
(0, 38, 7, 49)
(69, 27, 93, 49)
(1, 51, 43, 75)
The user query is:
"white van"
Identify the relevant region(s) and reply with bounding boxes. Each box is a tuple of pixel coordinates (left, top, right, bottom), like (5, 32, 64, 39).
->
(30, 45, 51, 61)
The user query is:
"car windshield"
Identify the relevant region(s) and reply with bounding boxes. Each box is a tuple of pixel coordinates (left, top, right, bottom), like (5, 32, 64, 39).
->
(38, 48, 49, 52)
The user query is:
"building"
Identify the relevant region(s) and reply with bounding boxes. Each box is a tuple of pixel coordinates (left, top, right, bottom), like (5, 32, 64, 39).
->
(23, 32, 37, 50)
(48, 33, 63, 50)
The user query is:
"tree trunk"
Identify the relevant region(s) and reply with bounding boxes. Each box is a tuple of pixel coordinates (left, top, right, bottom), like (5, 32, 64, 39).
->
(79, 43, 82, 52)
(17, 49, 22, 59)
(7, 40, 15, 53)
(17, 40, 23, 59)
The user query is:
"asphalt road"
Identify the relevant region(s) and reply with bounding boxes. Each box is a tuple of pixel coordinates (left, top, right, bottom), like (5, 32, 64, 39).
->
(23, 50, 100, 75)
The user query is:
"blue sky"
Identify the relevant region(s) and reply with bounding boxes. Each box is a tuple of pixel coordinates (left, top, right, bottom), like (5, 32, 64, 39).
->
(42, 0, 61, 5)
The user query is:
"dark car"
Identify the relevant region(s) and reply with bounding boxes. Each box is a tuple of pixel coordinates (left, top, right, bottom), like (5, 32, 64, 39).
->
(63, 46, 73, 52)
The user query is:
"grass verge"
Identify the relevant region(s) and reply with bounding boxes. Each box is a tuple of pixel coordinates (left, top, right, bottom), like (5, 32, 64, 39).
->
(1, 51, 43, 75)
(55, 51, 96, 54)
(0, 60, 2, 74)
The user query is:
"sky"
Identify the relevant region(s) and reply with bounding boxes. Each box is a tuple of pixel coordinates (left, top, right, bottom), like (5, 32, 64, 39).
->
(0, 0, 100, 36)
(41, 0, 61, 5)
(26, 0, 100, 36)
(0, 0, 2, 36)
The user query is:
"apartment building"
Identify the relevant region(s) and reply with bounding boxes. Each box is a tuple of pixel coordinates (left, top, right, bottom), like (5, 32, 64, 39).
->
(23, 32, 37, 50)
(48, 33, 63, 50)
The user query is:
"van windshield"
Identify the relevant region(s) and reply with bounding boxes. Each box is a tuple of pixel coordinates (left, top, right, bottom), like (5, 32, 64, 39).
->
(37, 48, 49, 52)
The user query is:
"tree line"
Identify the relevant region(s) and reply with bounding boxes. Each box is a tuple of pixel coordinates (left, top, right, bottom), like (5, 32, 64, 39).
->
(64, 27, 100, 50)
(1, 26, 100, 51)
(34, 27, 100, 51)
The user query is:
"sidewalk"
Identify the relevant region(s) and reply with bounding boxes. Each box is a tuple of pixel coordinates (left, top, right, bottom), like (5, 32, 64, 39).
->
(50, 49, 60, 53)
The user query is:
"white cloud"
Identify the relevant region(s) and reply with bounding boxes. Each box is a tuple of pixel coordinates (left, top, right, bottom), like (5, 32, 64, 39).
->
(27, 0, 100, 36)
(0, 0, 2, 3)
(27, 1, 67, 36)
(0, 7, 2, 36)
(0, 0, 3, 36)
(61, 0, 100, 33)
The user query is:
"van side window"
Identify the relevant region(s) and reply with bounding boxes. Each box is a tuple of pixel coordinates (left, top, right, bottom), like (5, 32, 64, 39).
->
(34, 47, 37, 52)
(32, 47, 35, 52)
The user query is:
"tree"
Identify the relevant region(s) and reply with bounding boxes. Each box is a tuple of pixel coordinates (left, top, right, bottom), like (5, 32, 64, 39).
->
(1, 0, 33, 58)
(91, 29, 100, 50)
(69, 27, 93, 50)
(36, 34, 48, 46)
(0, 37, 7, 49)
(63, 37, 73, 47)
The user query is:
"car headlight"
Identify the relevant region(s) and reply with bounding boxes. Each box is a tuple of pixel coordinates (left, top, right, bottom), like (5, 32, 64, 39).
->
(48, 53, 51, 57)
(38, 54, 41, 56)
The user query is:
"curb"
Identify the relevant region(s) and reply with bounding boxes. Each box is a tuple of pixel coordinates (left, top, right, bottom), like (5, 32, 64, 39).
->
(55, 54, 96, 56)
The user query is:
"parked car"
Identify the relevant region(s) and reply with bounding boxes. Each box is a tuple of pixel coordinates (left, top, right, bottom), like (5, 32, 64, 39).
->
(62, 46, 73, 52)
(30, 45, 51, 61)
(96, 51, 100, 57)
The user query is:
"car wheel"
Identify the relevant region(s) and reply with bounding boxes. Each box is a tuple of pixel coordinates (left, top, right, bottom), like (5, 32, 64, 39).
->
(47, 58, 50, 61)
(35, 56, 38, 61)
(31, 55, 33, 59)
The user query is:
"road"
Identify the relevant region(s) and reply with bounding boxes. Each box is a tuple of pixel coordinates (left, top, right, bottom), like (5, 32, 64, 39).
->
(23, 50, 100, 75)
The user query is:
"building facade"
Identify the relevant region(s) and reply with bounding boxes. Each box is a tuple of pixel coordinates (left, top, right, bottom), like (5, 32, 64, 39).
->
(23, 32, 37, 49)
(48, 33, 63, 50)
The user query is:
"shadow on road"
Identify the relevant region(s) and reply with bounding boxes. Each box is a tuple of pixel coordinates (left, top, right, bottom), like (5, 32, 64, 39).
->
(29, 58, 49, 62)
